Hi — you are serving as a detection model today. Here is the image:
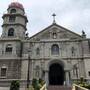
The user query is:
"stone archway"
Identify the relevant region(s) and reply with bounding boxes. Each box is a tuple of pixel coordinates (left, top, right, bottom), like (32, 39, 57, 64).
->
(49, 63, 64, 85)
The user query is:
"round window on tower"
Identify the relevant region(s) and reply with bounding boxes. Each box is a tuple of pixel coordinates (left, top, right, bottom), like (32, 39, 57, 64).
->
(10, 9, 16, 14)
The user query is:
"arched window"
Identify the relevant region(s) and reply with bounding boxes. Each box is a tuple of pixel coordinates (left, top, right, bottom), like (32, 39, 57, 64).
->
(10, 9, 16, 14)
(8, 28, 14, 36)
(1, 66, 7, 77)
(51, 44, 59, 55)
(9, 16, 16, 22)
(36, 48, 40, 55)
(5, 44, 12, 53)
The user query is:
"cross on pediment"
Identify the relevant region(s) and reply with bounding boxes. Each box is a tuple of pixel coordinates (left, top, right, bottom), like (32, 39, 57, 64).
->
(52, 13, 56, 24)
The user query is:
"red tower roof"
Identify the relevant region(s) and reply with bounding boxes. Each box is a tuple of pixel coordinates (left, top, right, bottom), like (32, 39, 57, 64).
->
(9, 2, 24, 10)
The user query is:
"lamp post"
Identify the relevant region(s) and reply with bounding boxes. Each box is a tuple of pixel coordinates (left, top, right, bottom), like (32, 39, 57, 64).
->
(74, 64, 78, 81)
(27, 49, 31, 89)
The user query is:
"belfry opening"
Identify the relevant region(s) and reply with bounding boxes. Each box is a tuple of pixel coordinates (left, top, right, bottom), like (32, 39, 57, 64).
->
(49, 63, 64, 85)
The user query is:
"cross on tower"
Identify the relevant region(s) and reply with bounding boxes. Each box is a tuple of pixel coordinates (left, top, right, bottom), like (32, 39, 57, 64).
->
(52, 13, 56, 24)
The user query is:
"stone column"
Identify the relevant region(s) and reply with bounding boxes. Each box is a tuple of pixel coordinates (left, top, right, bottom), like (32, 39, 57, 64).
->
(31, 60, 34, 80)
(65, 71, 70, 86)
(45, 70, 49, 86)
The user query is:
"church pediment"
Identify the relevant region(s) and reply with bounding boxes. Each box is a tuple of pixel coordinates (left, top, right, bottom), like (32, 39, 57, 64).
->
(29, 23, 82, 41)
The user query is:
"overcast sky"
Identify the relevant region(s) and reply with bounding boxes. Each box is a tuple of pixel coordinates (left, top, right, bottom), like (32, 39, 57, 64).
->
(0, 0, 90, 37)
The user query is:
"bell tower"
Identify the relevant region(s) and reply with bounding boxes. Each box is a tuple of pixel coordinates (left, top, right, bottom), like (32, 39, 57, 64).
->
(1, 2, 28, 39)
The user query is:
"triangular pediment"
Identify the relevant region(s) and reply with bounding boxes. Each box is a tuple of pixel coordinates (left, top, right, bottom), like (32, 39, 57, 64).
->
(29, 23, 82, 41)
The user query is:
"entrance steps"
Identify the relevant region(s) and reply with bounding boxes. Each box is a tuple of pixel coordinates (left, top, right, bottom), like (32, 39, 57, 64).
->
(47, 85, 72, 90)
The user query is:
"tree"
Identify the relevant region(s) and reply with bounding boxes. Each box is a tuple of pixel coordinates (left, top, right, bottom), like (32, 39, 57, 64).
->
(10, 80, 20, 90)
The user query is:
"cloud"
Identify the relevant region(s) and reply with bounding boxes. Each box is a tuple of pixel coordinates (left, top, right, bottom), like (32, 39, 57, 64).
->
(0, 0, 90, 37)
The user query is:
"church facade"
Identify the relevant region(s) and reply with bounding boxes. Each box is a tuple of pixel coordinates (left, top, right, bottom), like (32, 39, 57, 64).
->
(0, 2, 90, 87)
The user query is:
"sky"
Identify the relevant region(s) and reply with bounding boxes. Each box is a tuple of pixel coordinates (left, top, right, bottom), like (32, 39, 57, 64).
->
(0, 0, 90, 37)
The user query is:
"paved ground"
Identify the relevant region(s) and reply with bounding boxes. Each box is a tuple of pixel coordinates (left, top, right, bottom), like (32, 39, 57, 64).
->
(0, 87, 26, 90)
(0, 87, 9, 90)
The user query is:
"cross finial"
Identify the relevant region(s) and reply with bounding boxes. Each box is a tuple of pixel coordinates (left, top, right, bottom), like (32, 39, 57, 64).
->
(52, 13, 56, 24)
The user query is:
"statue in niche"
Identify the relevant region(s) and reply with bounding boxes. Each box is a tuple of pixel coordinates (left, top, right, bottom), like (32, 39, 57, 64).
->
(71, 46, 76, 56)
(53, 32, 57, 39)
(36, 48, 40, 55)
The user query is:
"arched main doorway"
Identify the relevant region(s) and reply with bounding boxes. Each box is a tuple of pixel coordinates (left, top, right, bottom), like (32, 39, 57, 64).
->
(49, 63, 64, 85)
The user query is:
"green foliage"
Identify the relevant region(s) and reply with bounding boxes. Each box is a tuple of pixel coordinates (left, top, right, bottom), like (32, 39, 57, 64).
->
(10, 80, 20, 90)
(39, 78, 45, 86)
(32, 78, 38, 89)
(79, 83, 90, 89)
(84, 84, 90, 89)
(29, 85, 34, 90)
(80, 77, 84, 84)
(74, 77, 90, 89)
(31, 78, 45, 90)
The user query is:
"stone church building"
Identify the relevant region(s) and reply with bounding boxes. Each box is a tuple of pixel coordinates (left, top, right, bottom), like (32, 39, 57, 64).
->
(0, 2, 90, 87)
